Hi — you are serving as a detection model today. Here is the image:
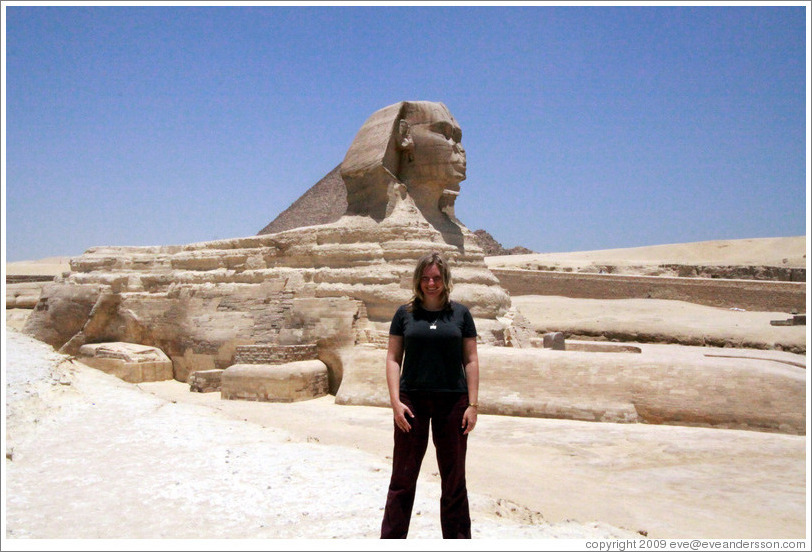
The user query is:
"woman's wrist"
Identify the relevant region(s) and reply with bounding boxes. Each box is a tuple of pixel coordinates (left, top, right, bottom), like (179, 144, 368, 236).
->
(468, 402, 478, 408)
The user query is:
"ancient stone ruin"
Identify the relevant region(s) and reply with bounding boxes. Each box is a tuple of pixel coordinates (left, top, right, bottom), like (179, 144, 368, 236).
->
(77, 342, 173, 384)
(24, 101, 522, 385)
(22, 100, 806, 435)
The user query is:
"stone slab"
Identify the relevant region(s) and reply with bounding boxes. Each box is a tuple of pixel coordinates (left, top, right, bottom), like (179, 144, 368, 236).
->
(334, 345, 806, 435)
(221, 360, 329, 403)
(189, 369, 225, 393)
(77, 342, 173, 384)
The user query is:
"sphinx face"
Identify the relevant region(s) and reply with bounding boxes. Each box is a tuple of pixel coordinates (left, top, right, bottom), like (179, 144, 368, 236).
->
(398, 103, 466, 191)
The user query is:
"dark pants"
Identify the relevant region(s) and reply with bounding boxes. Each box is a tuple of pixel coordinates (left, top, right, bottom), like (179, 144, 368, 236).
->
(380, 391, 471, 539)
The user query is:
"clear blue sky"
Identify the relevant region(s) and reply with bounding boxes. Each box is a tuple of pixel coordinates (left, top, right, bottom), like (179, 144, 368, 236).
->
(3, 2, 809, 262)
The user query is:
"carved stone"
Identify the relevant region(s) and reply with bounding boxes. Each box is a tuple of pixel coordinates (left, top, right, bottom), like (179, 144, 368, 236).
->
(77, 342, 173, 383)
(189, 369, 224, 393)
(334, 346, 806, 435)
(543, 332, 566, 350)
(221, 361, 329, 403)
(6, 282, 45, 309)
(23, 101, 519, 390)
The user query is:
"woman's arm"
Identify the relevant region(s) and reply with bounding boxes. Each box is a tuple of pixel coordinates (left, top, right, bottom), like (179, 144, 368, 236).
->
(461, 336, 479, 435)
(386, 335, 413, 432)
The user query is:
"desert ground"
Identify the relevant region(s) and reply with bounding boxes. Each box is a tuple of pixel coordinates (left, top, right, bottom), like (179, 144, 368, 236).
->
(3, 238, 810, 547)
(484, 236, 807, 273)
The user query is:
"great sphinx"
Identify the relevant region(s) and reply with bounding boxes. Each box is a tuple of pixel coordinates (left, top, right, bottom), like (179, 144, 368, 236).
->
(23, 101, 526, 393)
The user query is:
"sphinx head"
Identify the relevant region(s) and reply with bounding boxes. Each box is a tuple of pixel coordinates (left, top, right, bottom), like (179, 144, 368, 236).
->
(397, 102, 466, 190)
(340, 101, 466, 221)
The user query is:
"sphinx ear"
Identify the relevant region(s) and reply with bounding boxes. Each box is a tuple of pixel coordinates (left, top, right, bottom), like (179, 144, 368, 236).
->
(397, 120, 414, 151)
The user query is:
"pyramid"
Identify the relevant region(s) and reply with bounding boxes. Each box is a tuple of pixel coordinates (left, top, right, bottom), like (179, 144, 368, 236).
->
(257, 164, 347, 235)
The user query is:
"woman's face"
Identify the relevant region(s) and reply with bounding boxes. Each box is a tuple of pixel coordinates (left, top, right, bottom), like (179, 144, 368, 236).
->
(419, 263, 445, 304)
(399, 103, 466, 189)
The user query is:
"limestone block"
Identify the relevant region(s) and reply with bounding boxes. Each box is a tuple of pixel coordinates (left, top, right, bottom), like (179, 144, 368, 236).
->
(221, 361, 329, 403)
(542, 332, 566, 350)
(189, 369, 224, 393)
(5, 282, 45, 309)
(449, 283, 511, 319)
(476, 347, 806, 434)
(23, 283, 103, 350)
(77, 342, 173, 383)
(334, 345, 806, 435)
(334, 346, 390, 407)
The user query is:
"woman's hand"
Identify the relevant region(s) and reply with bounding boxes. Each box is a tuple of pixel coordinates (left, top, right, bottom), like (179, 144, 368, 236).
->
(385, 335, 411, 432)
(393, 401, 414, 432)
(461, 405, 477, 435)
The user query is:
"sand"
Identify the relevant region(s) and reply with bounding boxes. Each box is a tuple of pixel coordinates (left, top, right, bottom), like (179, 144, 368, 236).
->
(4, 256, 72, 276)
(3, 329, 641, 545)
(485, 236, 806, 273)
(3, 328, 808, 546)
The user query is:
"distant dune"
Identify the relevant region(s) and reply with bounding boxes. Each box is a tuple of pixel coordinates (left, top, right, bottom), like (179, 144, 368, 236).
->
(5, 256, 72, 276)
(486, 236, 806, 274)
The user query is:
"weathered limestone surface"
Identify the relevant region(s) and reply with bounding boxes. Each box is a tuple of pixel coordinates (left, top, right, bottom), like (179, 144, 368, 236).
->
(492, 268, 806, 313)
(221, 361, 329, 403)
(6, 282, 46, 309)
(77, 342, 173, 384)
(189, 369, 224, 393)
(23, 101, 517, 390)
(22, 224, 513, 384)
(234, 343, 319, 365)
(335, 346, 806, 435)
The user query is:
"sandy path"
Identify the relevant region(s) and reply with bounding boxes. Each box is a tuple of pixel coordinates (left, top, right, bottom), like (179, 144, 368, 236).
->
(4, 329, 809, 541)
(140, 374, 807, 540)
(3, 330, 638, 542)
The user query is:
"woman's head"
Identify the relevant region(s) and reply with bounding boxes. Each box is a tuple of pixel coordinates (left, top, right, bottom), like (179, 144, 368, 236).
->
(410, 251, 453, 309)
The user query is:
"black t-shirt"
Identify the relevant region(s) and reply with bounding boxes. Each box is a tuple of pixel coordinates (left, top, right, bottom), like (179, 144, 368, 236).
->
(389, 301, 478, 393)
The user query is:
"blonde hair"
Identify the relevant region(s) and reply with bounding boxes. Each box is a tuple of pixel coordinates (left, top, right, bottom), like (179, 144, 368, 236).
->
(408, 251, 453, 311)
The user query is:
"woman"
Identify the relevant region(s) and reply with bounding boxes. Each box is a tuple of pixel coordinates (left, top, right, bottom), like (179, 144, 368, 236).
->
(380, 251, 480, 539)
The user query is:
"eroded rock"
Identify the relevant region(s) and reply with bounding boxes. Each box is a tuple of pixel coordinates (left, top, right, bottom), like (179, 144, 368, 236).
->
(221, 361, 329, 403)
(77, 342, 173, 384)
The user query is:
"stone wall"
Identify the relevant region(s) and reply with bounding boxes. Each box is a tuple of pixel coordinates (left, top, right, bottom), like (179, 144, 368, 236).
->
(493, 269, 806, 313)
(335, 346, 806, 435)
(234, 344, 318, 365)
(6, 282, 46, 309)
(6, 275, 56, 284)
